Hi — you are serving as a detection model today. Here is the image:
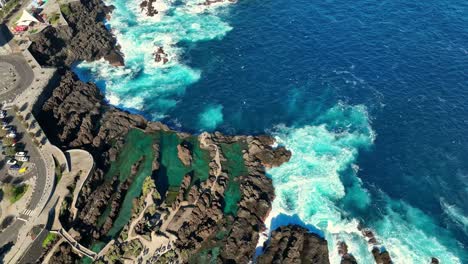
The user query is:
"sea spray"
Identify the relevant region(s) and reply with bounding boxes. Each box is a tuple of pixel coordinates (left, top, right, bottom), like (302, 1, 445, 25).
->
(198, 104, 224, 131)
(75, 0, 233, 117)
(265, 104, 462, 263)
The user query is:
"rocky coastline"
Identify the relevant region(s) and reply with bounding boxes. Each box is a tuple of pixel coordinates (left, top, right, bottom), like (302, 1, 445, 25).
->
(25, 0, 425, 263)
(27, 0, 329, 262)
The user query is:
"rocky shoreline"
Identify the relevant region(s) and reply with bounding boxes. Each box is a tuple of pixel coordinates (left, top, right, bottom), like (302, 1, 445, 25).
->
(26, 0, 330, 262)
(25, 0, 438, 263)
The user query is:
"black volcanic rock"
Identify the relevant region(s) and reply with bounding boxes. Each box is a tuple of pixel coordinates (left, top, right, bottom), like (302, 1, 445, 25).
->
(29, 0, 121, 67)
(258, 225, 330, 264)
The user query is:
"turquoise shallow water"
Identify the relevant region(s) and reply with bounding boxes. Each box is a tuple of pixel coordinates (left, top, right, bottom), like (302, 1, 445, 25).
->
(75, 0, 468, 262)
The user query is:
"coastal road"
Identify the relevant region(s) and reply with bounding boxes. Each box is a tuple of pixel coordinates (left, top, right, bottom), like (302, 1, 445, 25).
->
(0, 54, 48, 249)
(7, 108, 48, 217)
(0, 54, 34, 103)
(0, 111, 48, 248)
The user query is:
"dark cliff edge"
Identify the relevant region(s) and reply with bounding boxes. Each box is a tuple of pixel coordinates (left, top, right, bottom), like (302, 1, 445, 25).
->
(258, 225, 330, 264)
(27, 0, 334, 263)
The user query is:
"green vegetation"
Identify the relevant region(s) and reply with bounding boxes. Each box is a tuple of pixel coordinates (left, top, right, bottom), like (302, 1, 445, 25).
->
(53, 157, 63, 184)
(2, 137, 14, 146)
(4, 146, 16, 157)
(42, 233, 57, 248)
(49, 12, 60, 25)
(189, 247, 221, 264)
(59, 4, 71, 17)
(0, 0, 20, 21)
(220, 142, 248, 215)
(3, 183, 28, 204)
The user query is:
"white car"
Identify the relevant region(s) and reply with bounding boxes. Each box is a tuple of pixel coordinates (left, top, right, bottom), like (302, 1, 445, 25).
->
(15, 152, 26, 157)
(6, 159, 16, 165)
(6, 132, 16, 138)
(17, 156, 29, 162)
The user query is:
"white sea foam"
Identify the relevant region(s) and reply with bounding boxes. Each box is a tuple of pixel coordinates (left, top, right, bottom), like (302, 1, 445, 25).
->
(264, 104, 462, 264)
(198, 104, 224, 130)
(441, 198, 468, 234)
(76, 0, 233, 117)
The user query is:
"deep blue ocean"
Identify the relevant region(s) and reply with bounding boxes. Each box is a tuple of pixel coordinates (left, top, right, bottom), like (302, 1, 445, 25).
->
(75, 0, 468, 262)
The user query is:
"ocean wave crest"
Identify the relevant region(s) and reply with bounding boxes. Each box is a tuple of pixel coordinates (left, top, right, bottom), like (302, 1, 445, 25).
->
(265, 104, 463, 263)
(75, 0, 233, 117)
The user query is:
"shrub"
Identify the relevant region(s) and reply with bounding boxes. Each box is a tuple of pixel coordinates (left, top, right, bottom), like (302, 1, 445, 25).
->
(60, 4, 71, 17)
(42, 233, 57, 248)
(49, 12, 60, 25)
(5, 146, 16, 156)
(3, 184, 28, 204)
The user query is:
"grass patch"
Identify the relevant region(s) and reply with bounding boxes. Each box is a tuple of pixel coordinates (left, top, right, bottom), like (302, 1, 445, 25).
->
(0, 0, 20, 21)
(53, 157, 63, 184)
(3, 183, 28, 204)
(42, 233, 57, 248)
(59, 4, 71, 17)
(49, 12, 60, 25)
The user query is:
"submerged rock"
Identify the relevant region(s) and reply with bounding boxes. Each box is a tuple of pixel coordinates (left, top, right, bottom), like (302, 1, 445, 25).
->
(177, 141, 192, 166)
(371, 246, 392, 264)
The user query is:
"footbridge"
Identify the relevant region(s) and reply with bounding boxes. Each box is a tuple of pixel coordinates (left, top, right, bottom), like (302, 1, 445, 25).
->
(52, 229, 97, 260)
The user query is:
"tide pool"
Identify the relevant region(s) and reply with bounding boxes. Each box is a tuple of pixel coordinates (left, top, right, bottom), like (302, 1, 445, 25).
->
(74, 0, 468, 262)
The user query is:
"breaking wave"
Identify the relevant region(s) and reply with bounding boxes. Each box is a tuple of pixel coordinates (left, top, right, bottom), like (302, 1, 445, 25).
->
(74, 0, 233, 118)
(265, 104, 463, 263)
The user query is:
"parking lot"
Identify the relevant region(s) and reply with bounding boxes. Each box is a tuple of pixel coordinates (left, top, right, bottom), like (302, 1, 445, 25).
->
(0, 107, 46, 201)
(0, 109, 41, 179)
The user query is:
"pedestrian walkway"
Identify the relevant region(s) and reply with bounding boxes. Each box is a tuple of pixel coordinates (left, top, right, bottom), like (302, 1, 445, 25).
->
(21, 209, 33, 217)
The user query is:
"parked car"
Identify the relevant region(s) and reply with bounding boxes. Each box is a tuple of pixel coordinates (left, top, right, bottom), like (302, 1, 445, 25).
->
(6, 159, 16, 165)
(4, 126, 15, 131)
(2, 121, 8, 127)
(6, 132, 16, 138)
(15, 152, 26, 157)
(0, 110, 6, 118)
(9, 164, 20, 170)
(17, 156, 29, 162)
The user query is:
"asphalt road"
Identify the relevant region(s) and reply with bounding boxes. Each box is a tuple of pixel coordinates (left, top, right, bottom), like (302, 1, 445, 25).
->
(0, 54, 34, 103)
(7, 109, 47, 215)
(0, 54, 47, 248)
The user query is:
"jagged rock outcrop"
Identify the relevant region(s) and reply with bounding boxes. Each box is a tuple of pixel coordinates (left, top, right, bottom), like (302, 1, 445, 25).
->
(48, 243, 81, 263)
(338, 241, 358, 264)
(177, 141, 192, 166)
(30, 0, 296, 263)
(29, 0, 122, 67)
(371, 247, 392, 264)
(140, 0, 159, 17)
(258, 225, 330, 264)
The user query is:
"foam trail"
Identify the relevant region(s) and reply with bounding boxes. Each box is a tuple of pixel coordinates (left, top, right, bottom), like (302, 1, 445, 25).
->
(198, 104, 224, 131)
(74, 0, 233, 117)
(441, 198, 468, 234)
(265, 104, 462, 264)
